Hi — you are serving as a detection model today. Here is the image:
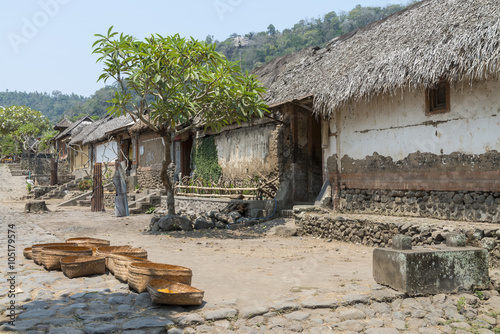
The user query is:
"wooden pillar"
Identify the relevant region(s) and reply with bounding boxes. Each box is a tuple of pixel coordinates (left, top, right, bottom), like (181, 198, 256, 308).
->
(91, 162, 105, 212)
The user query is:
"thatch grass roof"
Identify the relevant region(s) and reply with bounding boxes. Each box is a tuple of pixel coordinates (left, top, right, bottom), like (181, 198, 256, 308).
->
(54, 116, 93, 141)
(69, 116, 111, 145)
(82, 114, 134, 145)
(255, 0, 499, 116)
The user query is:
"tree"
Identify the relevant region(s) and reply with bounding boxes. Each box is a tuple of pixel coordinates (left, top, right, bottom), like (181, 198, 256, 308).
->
(92, 27, 268, 215)
(267, 24, 277, 36)
(0, 105, 51, 158)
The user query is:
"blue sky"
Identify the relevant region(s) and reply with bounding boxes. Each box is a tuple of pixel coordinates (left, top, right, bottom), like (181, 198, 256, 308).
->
(0, 0, 407, 97)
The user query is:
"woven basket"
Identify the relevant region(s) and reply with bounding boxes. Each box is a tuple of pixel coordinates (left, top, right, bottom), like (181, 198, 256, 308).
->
(147, 279, 204, 306)
(32, 243, 77, 265)
(66, 237, 110, 248)
(41, 246, 92, 270)
(60, 256, 106, 278)
(95, 246, 134, 273)
(113, 254, 151, 282)
(128, 262, 193, 293)
(23, 247, 32, 260)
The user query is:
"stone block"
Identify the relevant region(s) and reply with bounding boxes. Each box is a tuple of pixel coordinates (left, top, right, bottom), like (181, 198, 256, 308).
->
(392, 234, 412, 250)
(373, 245, 489, 296)
(446, 232, 466, 247)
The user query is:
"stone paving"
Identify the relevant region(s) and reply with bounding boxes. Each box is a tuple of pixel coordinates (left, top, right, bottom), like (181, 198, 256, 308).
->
(2, 211, 500, 333)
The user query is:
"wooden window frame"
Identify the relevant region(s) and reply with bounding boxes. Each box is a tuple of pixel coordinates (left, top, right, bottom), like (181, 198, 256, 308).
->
(426, 81, 450, 115)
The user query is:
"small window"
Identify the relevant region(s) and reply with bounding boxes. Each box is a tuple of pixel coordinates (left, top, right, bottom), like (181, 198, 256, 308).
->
(426, 81, 450, 114)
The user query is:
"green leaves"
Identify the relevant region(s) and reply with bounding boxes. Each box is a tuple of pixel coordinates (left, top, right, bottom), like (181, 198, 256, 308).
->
(93, 27, 269, 135)
(0, 106, 51, 155)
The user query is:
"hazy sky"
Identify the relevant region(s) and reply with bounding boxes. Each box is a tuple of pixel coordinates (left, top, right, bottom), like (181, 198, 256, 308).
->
(1, 0, 407, 97)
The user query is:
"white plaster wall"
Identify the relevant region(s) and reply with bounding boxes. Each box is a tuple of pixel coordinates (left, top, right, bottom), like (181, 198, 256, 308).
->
(335, 79, 500, 162)
(95, 141, 118, 163)
(214, 125, 275, 177)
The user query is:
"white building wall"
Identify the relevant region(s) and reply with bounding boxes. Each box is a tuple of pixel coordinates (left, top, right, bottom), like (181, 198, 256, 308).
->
(95, 141, 118, 163)
(332, 78, 500, 167)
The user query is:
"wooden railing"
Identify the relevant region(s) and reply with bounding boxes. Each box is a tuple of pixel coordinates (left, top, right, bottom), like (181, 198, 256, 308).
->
(175, 185, 261, 199)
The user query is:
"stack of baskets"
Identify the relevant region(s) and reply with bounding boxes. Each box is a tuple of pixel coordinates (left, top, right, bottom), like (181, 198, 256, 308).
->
(23, 235, 204, 306)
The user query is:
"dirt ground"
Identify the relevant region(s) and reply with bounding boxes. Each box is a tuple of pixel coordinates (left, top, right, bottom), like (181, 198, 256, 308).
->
(0, 165, 376, 307)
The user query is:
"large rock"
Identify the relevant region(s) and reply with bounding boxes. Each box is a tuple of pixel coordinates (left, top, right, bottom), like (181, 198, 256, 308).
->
(24, 200, 49, 213)
(156, 214, 193, 231)
(194, 216, 215, 230)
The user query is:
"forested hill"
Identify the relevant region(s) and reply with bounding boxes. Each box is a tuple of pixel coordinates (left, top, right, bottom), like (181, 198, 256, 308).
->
(0, 86, 116, 122)
(213, 3, 414, 71)
(1, 2, 415, 122)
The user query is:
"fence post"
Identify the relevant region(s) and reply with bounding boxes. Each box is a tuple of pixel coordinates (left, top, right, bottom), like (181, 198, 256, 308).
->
(91, 162, 105, 212)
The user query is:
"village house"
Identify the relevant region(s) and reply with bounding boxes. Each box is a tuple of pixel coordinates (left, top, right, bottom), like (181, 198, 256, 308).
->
(254, 0, 500, 222)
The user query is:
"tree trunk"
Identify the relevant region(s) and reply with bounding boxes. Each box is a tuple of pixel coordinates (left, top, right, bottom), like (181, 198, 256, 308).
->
(160, 135, 175, 215)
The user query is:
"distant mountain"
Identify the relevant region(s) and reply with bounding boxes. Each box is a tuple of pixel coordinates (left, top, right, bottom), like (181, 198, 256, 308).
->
(212, 2, 415, 71)
(0, 86, 116, 123)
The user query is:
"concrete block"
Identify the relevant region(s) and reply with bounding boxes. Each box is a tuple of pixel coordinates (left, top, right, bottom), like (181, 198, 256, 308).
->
(373, 245, 489, 296)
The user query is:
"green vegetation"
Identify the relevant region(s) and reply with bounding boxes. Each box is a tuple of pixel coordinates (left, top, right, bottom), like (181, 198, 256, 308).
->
(213, 2, 414, 71)
(0, 105, 52, 158)
(456, 296, 466, 312)
(93, 28, 267, 215)
(192, 136, 222, 184)
(77, 179, 92, 191)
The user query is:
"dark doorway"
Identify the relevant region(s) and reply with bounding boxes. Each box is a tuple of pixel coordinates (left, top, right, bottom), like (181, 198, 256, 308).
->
(180, 136, 193, 179)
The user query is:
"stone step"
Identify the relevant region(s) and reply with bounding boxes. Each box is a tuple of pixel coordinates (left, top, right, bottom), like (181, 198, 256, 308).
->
(76, 200, 91, 207)
(281, 209, 294, 218)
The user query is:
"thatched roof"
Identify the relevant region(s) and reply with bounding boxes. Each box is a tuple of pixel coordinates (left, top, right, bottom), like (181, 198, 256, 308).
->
(255, 0, 500, 116)
(53, 118, 72, 131)
(82, 114, 134, 145)
(54, 116, 93, 141)
(69, 116, 111, 145)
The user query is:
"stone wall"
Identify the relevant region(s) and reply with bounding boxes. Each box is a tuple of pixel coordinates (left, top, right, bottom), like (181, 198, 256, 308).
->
(339, 189, 500, 222)
(137, 168, 163, 190)
(167, 196, 233, 214)
(297, 211, 500, 267)
(21, 153, 52, 175)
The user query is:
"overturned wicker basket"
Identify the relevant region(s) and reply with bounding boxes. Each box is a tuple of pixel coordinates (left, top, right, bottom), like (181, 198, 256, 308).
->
(23, 247, 32, 259)
(128, 262, 193, 293)
(94, 245, 132, 273)
(41, 245, 92, 270)
(147, 279, 204, 306)
(66, 237, 110, 249)
(113, 254, 151, 282)
(32, 243, 77, 265)
(60, 256, 106, 279)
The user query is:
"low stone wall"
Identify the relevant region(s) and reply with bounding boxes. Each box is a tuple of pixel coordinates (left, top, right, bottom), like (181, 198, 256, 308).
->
(339, 189, 500, 223)
(170, 196, 233, 214)
(137, 168, 163, 190)
(104, 193, 136, 209)
(297, 211, 500, 268)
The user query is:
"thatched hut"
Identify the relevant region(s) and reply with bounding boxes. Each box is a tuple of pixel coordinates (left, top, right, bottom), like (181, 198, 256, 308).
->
(255, 0, 500, 222)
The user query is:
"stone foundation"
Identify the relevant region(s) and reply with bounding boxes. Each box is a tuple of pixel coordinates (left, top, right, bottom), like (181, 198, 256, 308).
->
(137, 168, 163, 190)
(339, 189, 500, 222)
(297, 212, 500, 268)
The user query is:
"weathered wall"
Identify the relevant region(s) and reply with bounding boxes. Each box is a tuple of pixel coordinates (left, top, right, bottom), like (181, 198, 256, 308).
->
(136, 132, 164, 189)
(137, 168, 163, 190)
(323, 78, 500, 222)
(71, 144, 91, 179)
(139, 133, 164, 169)
(297, 212, 500, 268)
(214, 122, 279, 183)
(95, 141, 118, 164)
(335, 79, 500, 163)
